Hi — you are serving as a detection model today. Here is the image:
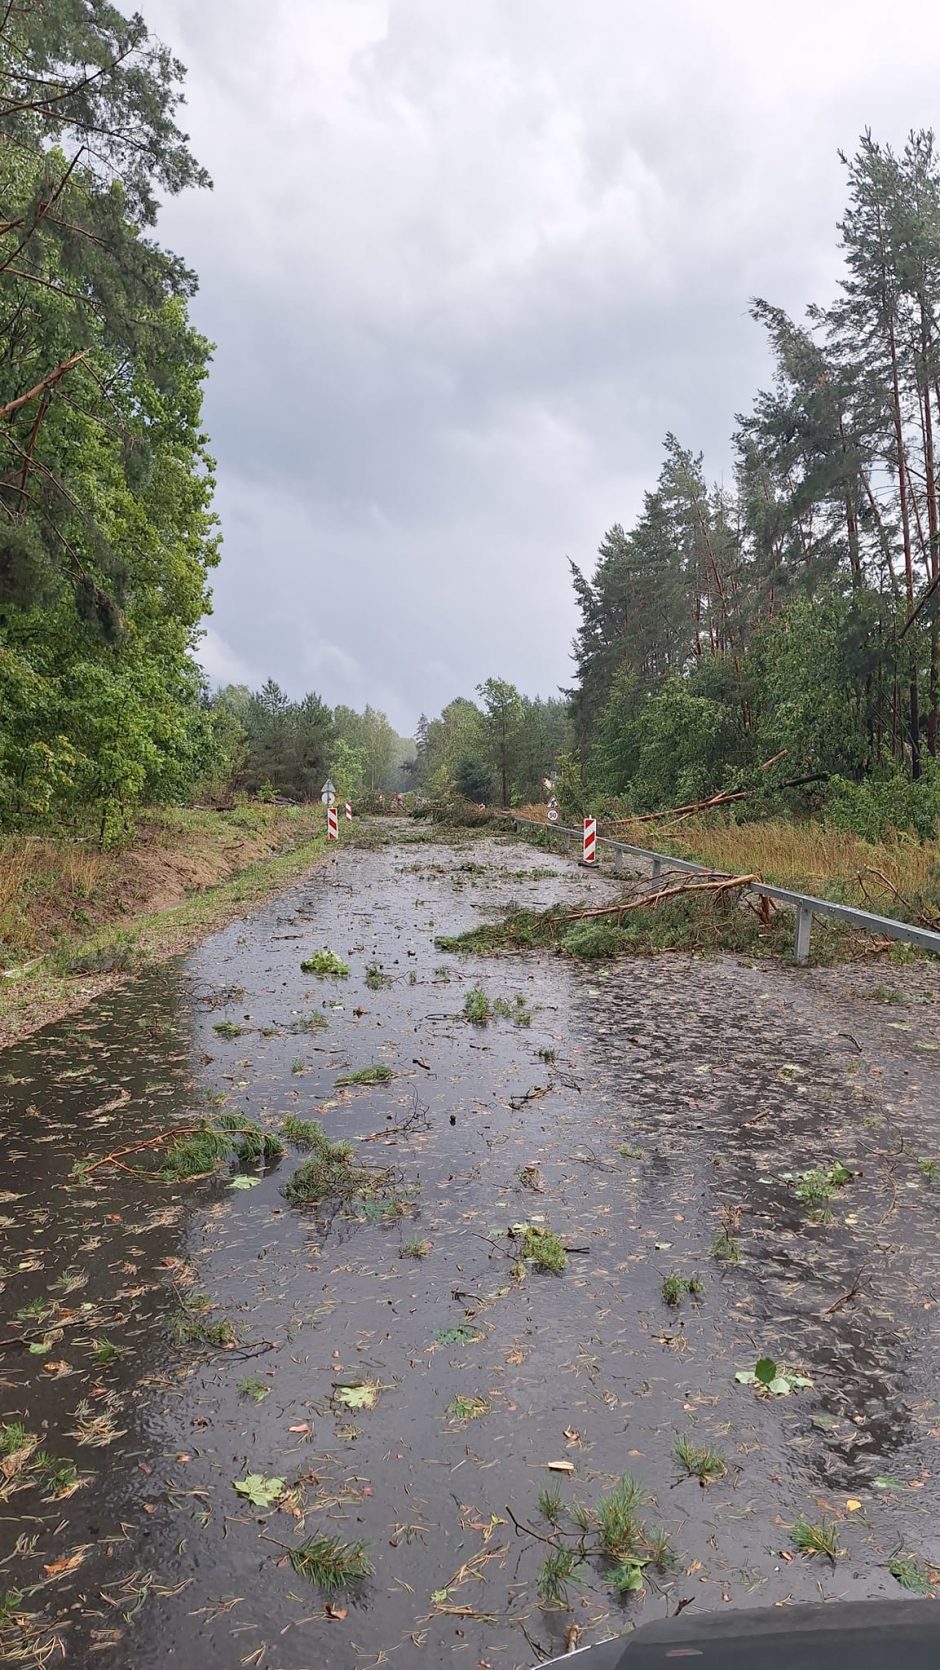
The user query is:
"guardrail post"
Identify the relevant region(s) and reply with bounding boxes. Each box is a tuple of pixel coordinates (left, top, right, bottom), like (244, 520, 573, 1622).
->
(651, 857, 662, 880)
(794, 905, 813, 964)
(614, 848, 622, 872)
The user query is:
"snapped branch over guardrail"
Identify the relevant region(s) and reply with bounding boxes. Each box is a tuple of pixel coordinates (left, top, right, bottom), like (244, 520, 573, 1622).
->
(499, 813, 940, 964)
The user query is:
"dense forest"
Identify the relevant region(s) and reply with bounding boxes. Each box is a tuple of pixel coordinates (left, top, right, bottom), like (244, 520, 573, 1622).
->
(0, 2, 412, 837)
(562, 131, 940, 838)
(3, 0, 940, 851)
(417, 131, 940, 841)
(0, 0, 221, 841)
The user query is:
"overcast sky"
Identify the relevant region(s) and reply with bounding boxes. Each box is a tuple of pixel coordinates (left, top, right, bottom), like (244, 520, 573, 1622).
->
(145, 0, 940, 735)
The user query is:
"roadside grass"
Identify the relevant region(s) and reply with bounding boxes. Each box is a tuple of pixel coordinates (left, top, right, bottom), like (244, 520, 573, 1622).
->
(1, 804, 333, 1045)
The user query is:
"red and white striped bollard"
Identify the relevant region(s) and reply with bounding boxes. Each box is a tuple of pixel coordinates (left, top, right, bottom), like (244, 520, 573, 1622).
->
(344, 801, 352, 821)
(582, 815, 597, 865)
(327, 804, 338, 841)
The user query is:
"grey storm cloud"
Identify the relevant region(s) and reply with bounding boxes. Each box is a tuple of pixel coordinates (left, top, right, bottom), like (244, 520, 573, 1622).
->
(144, 0, 940, 733)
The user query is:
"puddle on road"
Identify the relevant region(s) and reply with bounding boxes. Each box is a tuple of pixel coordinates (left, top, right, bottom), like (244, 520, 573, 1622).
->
(2, 829, 940, 1668)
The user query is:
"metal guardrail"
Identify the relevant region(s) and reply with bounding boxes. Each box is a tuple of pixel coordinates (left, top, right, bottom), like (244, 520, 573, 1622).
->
(502, 813, 940, 964)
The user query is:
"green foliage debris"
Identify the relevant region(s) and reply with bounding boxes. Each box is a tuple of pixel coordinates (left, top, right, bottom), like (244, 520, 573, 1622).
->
(288, 1532, 372, 1593)
(889, 1555, 938, 1594)
(434, 1324, 485, 1346)
(158, 1118, 282, 1181)
(709, 1229, 741, 1263)
(537, 1548, 582, 1606)
(518, 1224, 567, 1273)
(463, 987, 490, 1024)
(790, 1516, 842, 1560)
(335, 1063, 393, 1086)
(237, 1377, 270, 1404)
(234, 1473, 285, 1509)
(674, 1434, 727, 1483)
(662, 1272, 702, 1307)
(281, 1125, 391, 1207)
(445, 1394, 490, 1423)
(735, 1358, 813, 1396)
(300, 950, 349, 977)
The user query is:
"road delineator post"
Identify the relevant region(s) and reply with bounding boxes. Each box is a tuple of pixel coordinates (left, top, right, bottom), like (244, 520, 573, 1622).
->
(327, 805, 338, 841)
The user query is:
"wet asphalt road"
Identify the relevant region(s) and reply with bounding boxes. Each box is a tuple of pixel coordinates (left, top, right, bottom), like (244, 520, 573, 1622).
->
(2, 825, 940, 1668)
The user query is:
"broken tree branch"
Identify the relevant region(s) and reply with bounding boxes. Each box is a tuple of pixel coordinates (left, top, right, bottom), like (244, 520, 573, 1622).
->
(0, 350, 88, 421)
(558, 874, 759, 925)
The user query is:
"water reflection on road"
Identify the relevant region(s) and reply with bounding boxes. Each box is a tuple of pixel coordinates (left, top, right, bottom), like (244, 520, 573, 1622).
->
(2, 827, 939, 1668)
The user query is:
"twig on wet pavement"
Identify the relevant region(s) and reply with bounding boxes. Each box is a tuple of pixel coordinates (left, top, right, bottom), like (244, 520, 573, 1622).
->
(820, 1268, 868, 1315)
(76, 1125, 205, 1174)
(505, 1504, 558, 1547)
(360, 1085, 429, 1143)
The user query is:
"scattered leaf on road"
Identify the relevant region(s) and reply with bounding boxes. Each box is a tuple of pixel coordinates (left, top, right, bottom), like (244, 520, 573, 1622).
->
(233, 1473, 286, 1508)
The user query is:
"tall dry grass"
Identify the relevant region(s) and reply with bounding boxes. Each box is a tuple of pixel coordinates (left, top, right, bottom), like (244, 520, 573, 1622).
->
(0, 803, 330, 971)
(0, 838, 110, 964)
(635, 817, 940, 921)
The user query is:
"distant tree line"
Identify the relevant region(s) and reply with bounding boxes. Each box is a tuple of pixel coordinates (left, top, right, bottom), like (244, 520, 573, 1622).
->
(207, 682, 414, 804)
(412, 679, 571, 806)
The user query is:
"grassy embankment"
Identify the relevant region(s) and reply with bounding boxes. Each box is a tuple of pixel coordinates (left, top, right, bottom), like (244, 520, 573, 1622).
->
(0, 803, 334, 1044)
(514, 805, 940, 929)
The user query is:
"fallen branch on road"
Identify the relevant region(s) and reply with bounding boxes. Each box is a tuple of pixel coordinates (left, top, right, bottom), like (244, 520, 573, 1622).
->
(559, 873, 759, 926)
(75, 1125, 204, 1176)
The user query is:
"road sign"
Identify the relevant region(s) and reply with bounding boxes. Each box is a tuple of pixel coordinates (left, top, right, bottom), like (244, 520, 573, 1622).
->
(321, 778, 336, 806)
(547, 796, 560, 824)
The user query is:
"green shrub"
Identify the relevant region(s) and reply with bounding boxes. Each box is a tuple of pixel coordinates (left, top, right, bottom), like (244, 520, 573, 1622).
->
(824, 766, 940, 841)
